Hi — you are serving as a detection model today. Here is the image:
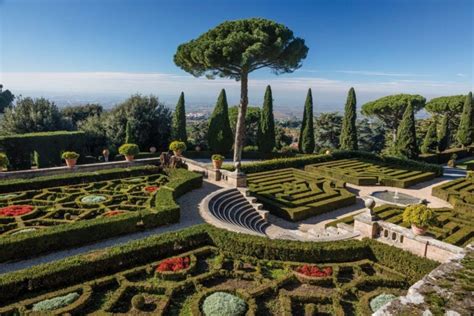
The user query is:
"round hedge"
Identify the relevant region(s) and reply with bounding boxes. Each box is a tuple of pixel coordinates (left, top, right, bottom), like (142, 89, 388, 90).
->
(202, 292, 247, 316)
(370, 293, 397, 312)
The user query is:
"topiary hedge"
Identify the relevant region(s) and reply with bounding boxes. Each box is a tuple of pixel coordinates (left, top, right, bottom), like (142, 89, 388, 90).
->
(0, 131, 86, 170)
(0, 167, 202, 262)
(222, 150, 443, 176)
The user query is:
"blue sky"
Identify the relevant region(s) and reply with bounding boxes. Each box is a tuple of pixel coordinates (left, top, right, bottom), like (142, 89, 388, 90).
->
(0, 0, 472, 110)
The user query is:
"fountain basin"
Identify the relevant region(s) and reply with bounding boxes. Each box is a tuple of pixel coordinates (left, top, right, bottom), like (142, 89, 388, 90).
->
(369, 190, 424, 207)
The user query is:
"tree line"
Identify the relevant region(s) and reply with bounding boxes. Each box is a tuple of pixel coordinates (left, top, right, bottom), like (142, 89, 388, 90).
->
(0, 83, 471, 160)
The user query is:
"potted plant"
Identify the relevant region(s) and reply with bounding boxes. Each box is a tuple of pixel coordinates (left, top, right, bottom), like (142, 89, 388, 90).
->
(169, 141, 186, 156)
(212, 154, 225, 169)
(402, 204, 437, 235)
(61, 151, 80, 168)
(119, 143, 139, 162)
(0, 153, 8, 171)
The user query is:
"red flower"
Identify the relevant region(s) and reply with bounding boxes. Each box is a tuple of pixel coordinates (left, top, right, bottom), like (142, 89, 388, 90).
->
(144, 186, 160, 193)
(103, 210, 125, 217)
(156, 256, 190, 272)
(0, 205, 34, 217)
(296, 265, 332, 277)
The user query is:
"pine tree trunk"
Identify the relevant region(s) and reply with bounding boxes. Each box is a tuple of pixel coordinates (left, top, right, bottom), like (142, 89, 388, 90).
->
(233, 72, 248, 164)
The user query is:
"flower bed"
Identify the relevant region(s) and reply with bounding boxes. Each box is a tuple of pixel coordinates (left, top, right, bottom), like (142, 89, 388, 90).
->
(155, 255, 196, 280)
(0, 205, 34, 217)
(144, 186, 160, 193)
(80, 195, 107, 204)
(295, 264, 333, 277)
(102, 210, 126, 217)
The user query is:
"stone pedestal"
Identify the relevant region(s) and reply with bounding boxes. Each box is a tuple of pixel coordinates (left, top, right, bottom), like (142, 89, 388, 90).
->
(354, 213, 378, 239)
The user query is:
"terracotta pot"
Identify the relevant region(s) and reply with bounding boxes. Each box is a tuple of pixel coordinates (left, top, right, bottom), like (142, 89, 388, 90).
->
(212, 159, 223, 169)
(173, 150, 183, 157)
(411, 224, 427, 235)
(65, 159, 77, 168)
(125, 155, 135, 162)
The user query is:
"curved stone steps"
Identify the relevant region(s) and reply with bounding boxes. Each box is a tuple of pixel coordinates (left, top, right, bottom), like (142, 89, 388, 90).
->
(203, 188, 270, 236)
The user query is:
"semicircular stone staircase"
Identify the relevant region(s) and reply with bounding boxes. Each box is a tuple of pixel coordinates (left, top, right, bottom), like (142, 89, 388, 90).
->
(200, 187, 360, 241)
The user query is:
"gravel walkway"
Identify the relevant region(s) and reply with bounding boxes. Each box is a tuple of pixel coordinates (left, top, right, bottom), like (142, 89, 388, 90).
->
(0, 180, 224, 275)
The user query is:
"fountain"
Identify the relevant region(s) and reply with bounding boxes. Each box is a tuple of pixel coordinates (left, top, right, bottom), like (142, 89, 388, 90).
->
(370, 190, 424, 206)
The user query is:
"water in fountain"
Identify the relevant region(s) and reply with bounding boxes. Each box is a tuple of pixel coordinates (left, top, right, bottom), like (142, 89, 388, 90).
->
(370, 190, 422, 206)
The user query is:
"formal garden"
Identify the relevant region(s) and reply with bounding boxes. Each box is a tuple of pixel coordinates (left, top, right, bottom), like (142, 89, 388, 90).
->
(0, 225, 439, 315)
(0, 17, 472, 316)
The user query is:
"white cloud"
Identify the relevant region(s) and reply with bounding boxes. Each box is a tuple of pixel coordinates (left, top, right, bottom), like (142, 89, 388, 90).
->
(336, 70, 426, 77)
(1, 72, 472, 108)
(457, 73, 467, 77)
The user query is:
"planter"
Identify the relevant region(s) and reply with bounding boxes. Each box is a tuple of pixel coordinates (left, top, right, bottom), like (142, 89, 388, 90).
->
(411, 224, 427, 235)
(65, 159, 77, 168)
(150, 146, 157, 153)
(173, 150, 183, 157)
(125, 155, 135, 162)
(212, 159, 223, 169)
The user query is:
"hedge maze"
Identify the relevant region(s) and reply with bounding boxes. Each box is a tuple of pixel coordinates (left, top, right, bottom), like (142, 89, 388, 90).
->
(327, 205, 474, 247)
(247, 168, 356, 221)
(432, 175, 474, 212)
(0, 173, 168, 237)
(305, 158, 436, 188)
(1, 225, 433, 316)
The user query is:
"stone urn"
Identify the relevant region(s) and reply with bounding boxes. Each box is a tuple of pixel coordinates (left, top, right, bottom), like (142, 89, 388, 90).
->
(195, 145, 202, 152)
(212, 159, 223, 169)
(149, 146, 157, 154)
(411, 224, 427, 235)
(102, 149, 110, 162)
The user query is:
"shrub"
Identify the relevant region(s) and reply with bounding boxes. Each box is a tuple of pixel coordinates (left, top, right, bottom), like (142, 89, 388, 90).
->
(0, 153, 9, 169)
(202, 292, 247, 316)
(131, 294, 145, 310)
(118, 143, 139, 156)
(61, 151, 80, 160)
(32, 292, 80, 311)
(370, 293, 397, 312)
(402, 204, 437, 227)
(211, 154, 225, 161)
(169, 140, 187, 152)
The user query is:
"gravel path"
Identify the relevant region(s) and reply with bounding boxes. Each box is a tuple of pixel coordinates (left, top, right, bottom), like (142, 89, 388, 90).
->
(0, 180, 224, 275)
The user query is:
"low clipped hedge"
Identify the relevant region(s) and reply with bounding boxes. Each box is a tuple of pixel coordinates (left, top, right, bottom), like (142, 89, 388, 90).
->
(0, 224, 438, 303)
(0, 167, 203, 262)
(222, 150, 443, 176)
(419, 146, 474, 164)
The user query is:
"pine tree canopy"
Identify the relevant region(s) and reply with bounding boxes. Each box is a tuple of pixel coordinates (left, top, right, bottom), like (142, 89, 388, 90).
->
(174, 18, 308, 163)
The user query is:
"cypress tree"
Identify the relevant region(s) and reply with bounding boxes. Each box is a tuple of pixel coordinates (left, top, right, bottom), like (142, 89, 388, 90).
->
(125, 120, 134, 144)
(258, 85, 276, 153)
(456, 92, 473, 147)
(339, 87, 358, 150)
(395, 102, 419, 159)
(437, 114, 449, 152)
(299, 88, 315, 153)
(172, 92, 188, 143)
(208, 89, 233, 154)
(421, 121, 438, 154)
